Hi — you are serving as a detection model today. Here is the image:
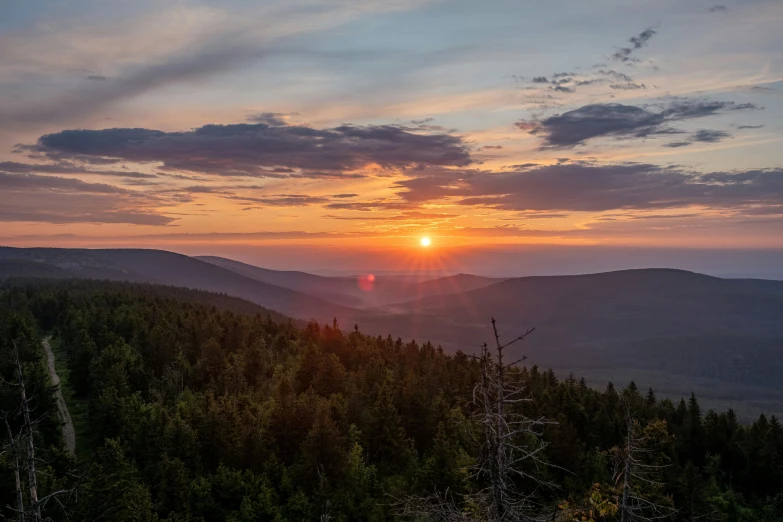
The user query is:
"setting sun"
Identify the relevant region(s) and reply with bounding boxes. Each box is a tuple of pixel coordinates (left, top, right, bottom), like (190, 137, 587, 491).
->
(420, 237, 431, 247)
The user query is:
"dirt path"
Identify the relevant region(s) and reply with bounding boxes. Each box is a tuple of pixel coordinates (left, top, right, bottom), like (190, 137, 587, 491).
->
(42, 337, 76, 457)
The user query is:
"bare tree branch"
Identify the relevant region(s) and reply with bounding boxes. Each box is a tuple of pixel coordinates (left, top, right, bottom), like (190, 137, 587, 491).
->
(617, 401, 678, 522)
(399, 320, 559, 522)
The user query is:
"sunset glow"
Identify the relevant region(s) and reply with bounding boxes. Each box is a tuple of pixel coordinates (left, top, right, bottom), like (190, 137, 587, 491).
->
(0, 0, 781, 274)
(1, 3, 781, 517)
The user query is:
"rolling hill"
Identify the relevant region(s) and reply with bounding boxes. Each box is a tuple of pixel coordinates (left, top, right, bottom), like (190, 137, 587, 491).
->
(195, 255, 367, 307)
(356, 269, 783, 418)
(3, 247, 783, 417)
(197, 255, 502, 308)
(0, 247, 355, 322)
(0, 258, 73, 278)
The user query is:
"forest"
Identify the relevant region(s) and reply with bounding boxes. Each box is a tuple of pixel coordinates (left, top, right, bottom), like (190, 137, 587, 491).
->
(0, 278, 781, 521)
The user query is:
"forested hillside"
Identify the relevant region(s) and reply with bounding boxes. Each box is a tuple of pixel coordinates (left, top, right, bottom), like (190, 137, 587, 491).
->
(0, 279, 781, 521)
(4, 248, 783, 418)
(0, 247, 357, 322)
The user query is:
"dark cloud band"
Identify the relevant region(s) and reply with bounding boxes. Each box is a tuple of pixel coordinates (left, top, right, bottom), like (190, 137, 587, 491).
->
(31, 122, 472, 177)
(518, 101, 757, 148)
(394, 163, 783, 214)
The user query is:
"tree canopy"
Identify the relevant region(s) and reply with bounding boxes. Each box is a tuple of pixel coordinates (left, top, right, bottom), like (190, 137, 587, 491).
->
(0, 279, 781, 521)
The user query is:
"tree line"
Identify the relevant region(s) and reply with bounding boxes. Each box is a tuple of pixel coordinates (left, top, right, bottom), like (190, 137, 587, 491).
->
(0, 279, 781, 521)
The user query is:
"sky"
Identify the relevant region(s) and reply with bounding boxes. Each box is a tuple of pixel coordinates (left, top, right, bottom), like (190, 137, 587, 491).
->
(1, 0, 782, 275)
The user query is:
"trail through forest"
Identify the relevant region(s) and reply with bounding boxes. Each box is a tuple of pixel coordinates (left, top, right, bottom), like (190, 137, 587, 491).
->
(43, 336, 76, 456)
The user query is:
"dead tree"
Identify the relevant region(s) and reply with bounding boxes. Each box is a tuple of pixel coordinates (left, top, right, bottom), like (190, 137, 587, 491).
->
(1, 413, 25, 522)
(397, 319, 555, 522)
(394, 488, 475, 521)
(1, 340, 79, 522)
(471, 318, 554, 521)
(615, 403, 677, 522)
(14, 341, 42, 522)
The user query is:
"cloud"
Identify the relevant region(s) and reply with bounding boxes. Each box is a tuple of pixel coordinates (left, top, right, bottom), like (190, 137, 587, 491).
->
(520, 71, 585, 95)
(609, 82, 646, 90)
(0, 206, 173, 226)
(693, 129, 732, 142)
(611, 213, 703, 220)
(709, 5, 727, 12)
(693, 129, 731, 143)
(573, 79, 604, 87)
(325, 200, 416, 211)
(664, 129, 732, 148)
(510, 211, 571, 219)
(518, 100, 757, 148)
(517, 47, 647, 97)
(31, 122, 472, 177)
(746, 86, 779, 94)
(85, 75, 107, 81)
(225, 194, 331, 206)
(0, 39, 267, 128)
(737, 124, 764, 130)
(393, 163, 783, 214)
(0, 160, 157, 179)
(0, 0, 447, 130)
(0, 172, 127, 193)
(663, 141, 691, 148)
(629, 28, 657, 48)
(0, 172, 174, 225)
(612, 27, 657, 63)
(324, 210, 457, 221)
(246, 112, 291, 126)
(164, 185, 346, 208)
(182, 185, 218, 194)
(66, 230, 370, 242)
(595, 69, 634, 82)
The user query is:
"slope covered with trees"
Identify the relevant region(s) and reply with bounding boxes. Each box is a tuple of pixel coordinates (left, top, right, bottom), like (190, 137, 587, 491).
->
(0, 247, 357, 322)
(3, 247, 783, 418)
(0, 279, 781, 521)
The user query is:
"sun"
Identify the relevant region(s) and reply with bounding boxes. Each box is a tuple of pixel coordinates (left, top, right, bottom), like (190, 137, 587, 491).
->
(420, 237, 431, 247)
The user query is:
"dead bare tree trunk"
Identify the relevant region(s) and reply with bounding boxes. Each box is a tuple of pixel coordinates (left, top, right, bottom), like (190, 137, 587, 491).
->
(492, 319, 507, 520)
(2, 414, 25, 522)
(477, 318, 550, 521)
(480, 340, 505, 521)
(620, 419, 632, 522)
(396, 319, 555, 521)
(2, 339, 81, 522)
(13, 341, 42, 522)
(615, 403, 677, 522)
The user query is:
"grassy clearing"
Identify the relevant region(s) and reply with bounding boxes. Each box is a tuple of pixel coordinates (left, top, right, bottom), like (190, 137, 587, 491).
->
(48, 335, 92, 459)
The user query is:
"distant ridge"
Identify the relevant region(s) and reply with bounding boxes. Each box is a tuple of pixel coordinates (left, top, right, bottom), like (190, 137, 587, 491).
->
(197, 255, 502, 308)
(3, 246, 783, 417)
(0, 258, 73, 278)
(0, 247, 356, 322)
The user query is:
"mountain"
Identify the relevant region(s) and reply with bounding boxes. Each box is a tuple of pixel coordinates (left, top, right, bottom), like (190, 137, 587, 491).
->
(0, 247, 354, 322)
(355, 269, 783, 417)
(4, 247, 783, 416)
(385, 268, 783, 348)
(0, 258, 73, 278)
(195, 255, 367, 307)
(197, 255, 502, 308)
